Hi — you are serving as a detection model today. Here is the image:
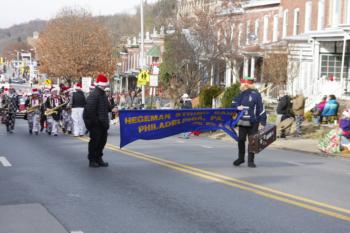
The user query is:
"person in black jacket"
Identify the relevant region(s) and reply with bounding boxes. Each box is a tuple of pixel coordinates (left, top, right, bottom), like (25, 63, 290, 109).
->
(276, 90, 293, 138)
(83, 74, 110, 168)
(71, 83, 86, 137)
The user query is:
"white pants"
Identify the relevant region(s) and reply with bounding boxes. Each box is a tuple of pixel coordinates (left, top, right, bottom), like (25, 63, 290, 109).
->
(47, 116, 59, 135)
(72, 108, 85, 136)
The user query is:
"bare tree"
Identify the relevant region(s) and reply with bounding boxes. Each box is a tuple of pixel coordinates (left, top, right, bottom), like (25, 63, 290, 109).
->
(263, 53, 288, 86)
(36, 7, 116, 84)
(160, 0, 242, 100)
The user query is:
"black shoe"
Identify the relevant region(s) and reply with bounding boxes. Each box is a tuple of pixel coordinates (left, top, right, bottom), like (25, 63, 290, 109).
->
(29, 129, 33, 134)
(68, 131, 72, 135)
(62, 128, 66, 133)
(89, 161, 100, 168)
(40, 127, 44, 132)
(35, 132, 38, 136)
(47, 131, 51, 135)
(248, 162, 257, 168)
(97, 159, 109, 167)
(233, 159, 245, 166)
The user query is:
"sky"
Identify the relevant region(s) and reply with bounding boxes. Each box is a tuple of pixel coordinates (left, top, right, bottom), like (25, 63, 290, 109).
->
(0, 0, 158, 29)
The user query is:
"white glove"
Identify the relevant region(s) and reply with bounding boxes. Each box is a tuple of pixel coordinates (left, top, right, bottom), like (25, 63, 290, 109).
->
(237, 105, 244, 111)
(259, 125, 265, 131)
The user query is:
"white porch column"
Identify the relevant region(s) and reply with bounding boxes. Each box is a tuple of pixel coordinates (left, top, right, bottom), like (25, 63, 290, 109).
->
(250, 57, 256, 78)
(232, 59, 239, 84)
(210, 65, 214, 86)
(312, 40, 320, 95)
(243, 56, 249, 78)
(225, 60, 232, 87)
(341, 37, 347, 93)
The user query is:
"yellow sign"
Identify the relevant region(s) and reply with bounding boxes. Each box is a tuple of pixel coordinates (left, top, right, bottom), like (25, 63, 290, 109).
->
(137, 70, 150, 86)
(45, 79, 52, 86)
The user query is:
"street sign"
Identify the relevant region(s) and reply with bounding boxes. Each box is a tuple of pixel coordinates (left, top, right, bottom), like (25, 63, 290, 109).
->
(44, 79, 52, 86)
(82, 77, 92, 93)
(150, 75, 158, 87)
(137, 70, 150, 87)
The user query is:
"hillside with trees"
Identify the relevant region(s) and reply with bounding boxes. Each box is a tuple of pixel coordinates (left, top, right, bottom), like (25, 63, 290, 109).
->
(0, 0, 178, 55)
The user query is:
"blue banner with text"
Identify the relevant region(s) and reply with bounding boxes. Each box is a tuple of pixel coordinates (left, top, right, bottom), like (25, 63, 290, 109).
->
(119, 109, 244, 148)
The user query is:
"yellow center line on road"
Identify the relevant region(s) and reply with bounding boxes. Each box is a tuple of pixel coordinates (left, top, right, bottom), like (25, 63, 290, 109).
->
(78, 137, 350, 222)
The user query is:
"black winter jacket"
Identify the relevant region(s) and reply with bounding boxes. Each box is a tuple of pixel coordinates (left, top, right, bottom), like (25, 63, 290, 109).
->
(277, 95, 292, 116)
(83, 87, 110, 130)
(72, 91, 86, 108)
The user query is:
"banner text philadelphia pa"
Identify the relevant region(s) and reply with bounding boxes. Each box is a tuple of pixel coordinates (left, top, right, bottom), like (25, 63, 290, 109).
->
(119, 109, 244, 148)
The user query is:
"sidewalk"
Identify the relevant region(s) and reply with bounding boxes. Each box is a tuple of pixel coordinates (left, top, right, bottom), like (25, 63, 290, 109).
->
(207, 131, 350, 158)
(0, 203, 69, 233)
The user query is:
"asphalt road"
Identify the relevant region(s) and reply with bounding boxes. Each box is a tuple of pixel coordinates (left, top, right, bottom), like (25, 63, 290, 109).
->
(0, 120, 350, 233)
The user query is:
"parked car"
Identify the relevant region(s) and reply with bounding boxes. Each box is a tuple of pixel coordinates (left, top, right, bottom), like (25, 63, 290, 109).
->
(10, 78, 26, 84)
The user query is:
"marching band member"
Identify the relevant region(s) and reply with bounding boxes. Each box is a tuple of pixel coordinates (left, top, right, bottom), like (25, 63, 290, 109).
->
(25, 88, 42, 135)
(70, 83, 86, 137)
(232, 77, 266, 168)
(2, 87, 18, 133)
(45, 87, 63, 136)
(61, 87, 73, 134)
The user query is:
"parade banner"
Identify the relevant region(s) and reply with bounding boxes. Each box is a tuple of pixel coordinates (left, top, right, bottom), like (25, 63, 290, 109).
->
(119, 109, 244, 148)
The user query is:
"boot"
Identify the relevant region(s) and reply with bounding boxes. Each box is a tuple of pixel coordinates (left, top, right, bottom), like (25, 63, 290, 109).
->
(97, 158, 109, 167)
(29, 129, 33, 134)
(248, 154, 256, 168)
(89, 161, 100, 168)
(233, 154, 245, 166)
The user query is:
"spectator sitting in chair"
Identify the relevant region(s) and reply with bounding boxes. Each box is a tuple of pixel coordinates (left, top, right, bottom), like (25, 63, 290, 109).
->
(321, 95, 339, 124)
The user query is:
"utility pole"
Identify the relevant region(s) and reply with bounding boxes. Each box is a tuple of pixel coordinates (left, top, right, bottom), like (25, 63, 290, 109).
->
(140, 0, 145, 105)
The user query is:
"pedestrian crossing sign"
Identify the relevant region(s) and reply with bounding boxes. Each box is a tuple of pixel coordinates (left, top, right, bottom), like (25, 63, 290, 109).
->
(137, 70, 150, 87)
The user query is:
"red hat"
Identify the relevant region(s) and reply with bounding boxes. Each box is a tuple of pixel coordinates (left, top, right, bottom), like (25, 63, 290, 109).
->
(74, 83, 82, 89)
(32, 88, 39, 95)
(95, 74, 109, 87)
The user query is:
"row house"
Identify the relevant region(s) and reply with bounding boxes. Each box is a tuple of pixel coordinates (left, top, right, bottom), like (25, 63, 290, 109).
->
(221, 0, 350, 107)
(118, 27, 167, 92)
(283, 0, 350, 107)
(178, 0, 350, 106)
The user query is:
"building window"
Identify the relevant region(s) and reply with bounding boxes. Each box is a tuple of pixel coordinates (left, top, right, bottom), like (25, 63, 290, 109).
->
(320, 54, 349, 80)
(305, 1, 312, 32)
(263, 15, 269, 43)
(317, 0, 325, 30)
(282, 10, 288, 37)
(246, 20, 250, 45)
(273, 14, 279, 42)
(255, 19, 259, 42)
(293, 9, 300, 35)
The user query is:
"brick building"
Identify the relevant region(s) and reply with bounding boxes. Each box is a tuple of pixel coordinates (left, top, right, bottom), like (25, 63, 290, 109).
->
(118, 27, 167, 92)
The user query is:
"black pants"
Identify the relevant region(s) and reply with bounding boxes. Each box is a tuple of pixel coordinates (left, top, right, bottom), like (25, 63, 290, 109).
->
(88, 125, 108, 162)
(238, 124, 258, 162)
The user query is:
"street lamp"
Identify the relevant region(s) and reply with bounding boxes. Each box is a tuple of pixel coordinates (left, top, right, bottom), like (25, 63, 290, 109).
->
(140, 0, 145, 105)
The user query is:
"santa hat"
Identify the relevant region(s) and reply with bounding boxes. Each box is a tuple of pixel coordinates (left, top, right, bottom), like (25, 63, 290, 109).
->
(4, 88, 9, 94)
(62, 86, 71, 93)
(51, 87, 59, 93)
(32, 88, 39, 95)
(240, 76, 255, 85)
(95, 74, 109, 87)
(74, 83, 82, 90)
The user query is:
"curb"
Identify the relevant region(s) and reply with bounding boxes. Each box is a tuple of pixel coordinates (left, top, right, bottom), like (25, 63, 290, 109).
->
(206, 134, 350, 158)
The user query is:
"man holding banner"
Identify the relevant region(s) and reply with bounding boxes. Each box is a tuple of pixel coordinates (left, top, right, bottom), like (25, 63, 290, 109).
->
(232, 77, 266, 168)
